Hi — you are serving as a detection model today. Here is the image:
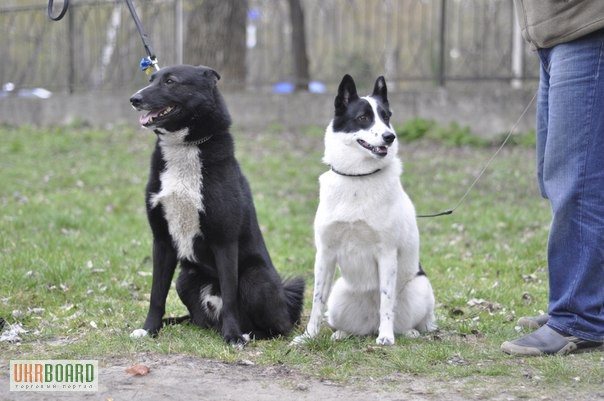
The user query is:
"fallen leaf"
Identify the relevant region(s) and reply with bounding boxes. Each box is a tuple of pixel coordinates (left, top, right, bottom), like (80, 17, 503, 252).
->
(126, 364, 150, 376)
(0, 322, 28, 343)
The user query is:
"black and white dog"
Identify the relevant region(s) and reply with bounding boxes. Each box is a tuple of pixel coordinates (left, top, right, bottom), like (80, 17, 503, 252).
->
(129, 65, 305, 346)
(293, 75, 436, 346)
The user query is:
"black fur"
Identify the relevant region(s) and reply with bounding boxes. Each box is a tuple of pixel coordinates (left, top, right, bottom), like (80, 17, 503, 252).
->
(332, 74, 392, 133)
(417, 262, 427, 277)
(130, 65, 305, 345)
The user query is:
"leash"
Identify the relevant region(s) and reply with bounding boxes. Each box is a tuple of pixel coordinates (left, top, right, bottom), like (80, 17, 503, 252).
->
(47, 0, 160, 74)
(416, 90, 538, 218)
(124, 0, 160, 73)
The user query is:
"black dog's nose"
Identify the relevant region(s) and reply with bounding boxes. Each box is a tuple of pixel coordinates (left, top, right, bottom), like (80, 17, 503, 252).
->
(130, 93, 142, 107)
(382, 132, 396, 144)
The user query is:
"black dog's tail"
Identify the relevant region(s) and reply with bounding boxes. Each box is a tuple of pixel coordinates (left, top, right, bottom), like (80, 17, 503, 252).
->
(283, 277, 305, 326)
(162, 315, 191, 326)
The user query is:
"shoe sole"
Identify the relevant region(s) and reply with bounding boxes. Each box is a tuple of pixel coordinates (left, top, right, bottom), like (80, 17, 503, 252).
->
(501, 341, 576, 356)
(501, 340, 604, 356)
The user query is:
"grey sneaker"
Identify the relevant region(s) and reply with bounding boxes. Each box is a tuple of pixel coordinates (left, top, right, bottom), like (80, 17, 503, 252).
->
(501, 325, 603, 356)
(517, 314, 550, 330)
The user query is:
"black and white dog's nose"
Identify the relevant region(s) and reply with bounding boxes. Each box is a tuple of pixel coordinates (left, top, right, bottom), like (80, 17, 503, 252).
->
(382, 132, 396, 144)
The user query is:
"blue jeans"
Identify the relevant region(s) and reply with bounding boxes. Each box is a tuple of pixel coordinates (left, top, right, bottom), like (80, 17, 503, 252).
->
(536, 29, 604, 342)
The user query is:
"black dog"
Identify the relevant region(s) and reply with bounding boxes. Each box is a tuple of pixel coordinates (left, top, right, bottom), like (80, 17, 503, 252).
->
(129, 65, 305, 346)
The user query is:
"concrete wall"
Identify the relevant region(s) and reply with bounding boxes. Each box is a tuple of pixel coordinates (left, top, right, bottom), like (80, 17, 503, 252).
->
(0, 85, 537, 137)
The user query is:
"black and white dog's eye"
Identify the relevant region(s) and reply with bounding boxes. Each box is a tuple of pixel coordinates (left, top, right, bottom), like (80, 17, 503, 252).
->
(357, 115, 369, 122)
(382, 111, 392, 123)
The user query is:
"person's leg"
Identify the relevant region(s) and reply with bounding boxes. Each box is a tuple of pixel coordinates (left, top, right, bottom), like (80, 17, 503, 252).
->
(543, 29, 604, 343)
(502, 30, 604, 355)
(535, 47, 549, 199)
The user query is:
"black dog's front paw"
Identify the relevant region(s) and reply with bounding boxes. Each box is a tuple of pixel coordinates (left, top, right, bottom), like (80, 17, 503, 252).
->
(225, 333, 250, 350)
(130, 328, 150, 338)
(132, 317, 162, 339)
(130, 325, 161, 338)
(221, 316, 248, 348)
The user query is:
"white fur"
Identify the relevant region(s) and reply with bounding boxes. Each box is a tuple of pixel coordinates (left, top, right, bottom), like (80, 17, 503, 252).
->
(293, 98, 436, 346)
(130, 328, 149, 338)
(149, 128, 204, 261)
(200, 284, 223, 322)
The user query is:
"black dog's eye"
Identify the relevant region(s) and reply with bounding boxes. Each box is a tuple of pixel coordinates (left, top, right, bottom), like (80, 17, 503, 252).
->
(357, 114, 369, 122)
(165, 78, 175, 85)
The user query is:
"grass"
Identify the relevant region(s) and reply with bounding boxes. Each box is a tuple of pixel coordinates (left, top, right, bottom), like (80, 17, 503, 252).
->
(1, 123, 602, 398)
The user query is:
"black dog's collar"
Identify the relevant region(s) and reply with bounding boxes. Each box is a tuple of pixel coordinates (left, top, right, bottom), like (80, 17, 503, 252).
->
(186, 135, 213, 146)
(330, 166, 382, 177)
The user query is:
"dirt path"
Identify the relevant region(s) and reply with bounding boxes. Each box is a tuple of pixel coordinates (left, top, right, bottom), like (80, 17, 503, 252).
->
(0, 353, 469, 401)
(2, 353, 603, 401)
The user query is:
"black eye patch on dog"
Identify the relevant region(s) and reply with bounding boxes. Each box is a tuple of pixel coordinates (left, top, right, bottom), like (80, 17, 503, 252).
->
(333, 98, 391, 133)
(333, 99, 375, 133)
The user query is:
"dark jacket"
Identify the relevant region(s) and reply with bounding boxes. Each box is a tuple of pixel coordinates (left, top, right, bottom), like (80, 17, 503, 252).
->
(514, 0, 604, 48)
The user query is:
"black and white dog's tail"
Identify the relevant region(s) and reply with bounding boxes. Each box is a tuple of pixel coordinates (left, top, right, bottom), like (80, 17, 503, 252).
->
(283, 277, 305, 326)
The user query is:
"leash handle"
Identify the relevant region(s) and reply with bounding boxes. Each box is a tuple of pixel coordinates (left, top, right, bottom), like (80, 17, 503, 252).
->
(48, 0, 70, 21)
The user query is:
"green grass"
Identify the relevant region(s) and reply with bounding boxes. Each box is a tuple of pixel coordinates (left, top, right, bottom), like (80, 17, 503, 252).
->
(1, 123, 602, 398)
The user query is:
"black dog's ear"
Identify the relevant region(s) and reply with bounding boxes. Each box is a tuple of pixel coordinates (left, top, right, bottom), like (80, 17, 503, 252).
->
(335, 74, 359, 116)
(196, 65, 221, 83)
(372, 76, 388, 106)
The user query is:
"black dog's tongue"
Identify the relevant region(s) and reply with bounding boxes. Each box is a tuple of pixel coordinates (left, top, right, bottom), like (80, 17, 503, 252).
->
(139, 106, 175, 126)
(140, 110, 161, 126)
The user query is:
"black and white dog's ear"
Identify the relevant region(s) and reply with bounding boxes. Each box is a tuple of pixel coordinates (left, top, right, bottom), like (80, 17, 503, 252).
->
(372, 76, 388, 106)
(196, 65, 221, 83)
(335, 74, 359, 115)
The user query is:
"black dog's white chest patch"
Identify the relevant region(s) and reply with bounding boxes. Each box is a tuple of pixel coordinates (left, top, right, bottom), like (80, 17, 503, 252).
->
(149, 129, 204, 261)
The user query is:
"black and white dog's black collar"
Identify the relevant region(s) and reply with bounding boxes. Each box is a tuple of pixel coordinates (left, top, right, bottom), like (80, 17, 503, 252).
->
(330, 166, 382, 177)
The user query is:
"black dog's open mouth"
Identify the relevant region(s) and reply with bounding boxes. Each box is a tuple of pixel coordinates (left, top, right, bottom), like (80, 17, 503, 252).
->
(139, 105, 177, 127)
(357, 139, 388, 157)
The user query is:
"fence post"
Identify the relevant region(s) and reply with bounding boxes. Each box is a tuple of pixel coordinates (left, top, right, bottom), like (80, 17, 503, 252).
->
(175, 0, 183, 64)
(437, 0, 446, 86)
(511, 1, 524, 88)
(68, 5, 75, 94)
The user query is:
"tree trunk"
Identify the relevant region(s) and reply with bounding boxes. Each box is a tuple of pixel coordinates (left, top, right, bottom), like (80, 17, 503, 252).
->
(287, 0, 310, 91)
(185, 0, 248, 89)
